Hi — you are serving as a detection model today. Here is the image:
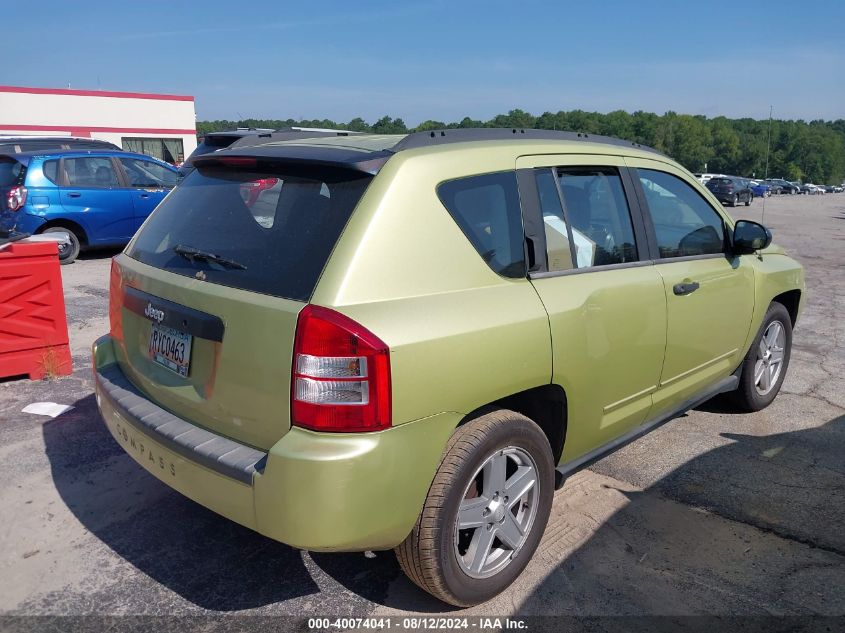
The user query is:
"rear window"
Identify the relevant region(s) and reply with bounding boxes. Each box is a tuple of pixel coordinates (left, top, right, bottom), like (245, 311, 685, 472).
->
(126, 165, 372, 302)
(708, 178, 732, 185)
(0, 159, 25, 186)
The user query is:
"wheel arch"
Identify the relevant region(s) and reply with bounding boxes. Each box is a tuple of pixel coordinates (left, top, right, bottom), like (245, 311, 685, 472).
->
(36, 218, 89, 246)
(772, 289, 801, 327)
(458, 384, 567, 467)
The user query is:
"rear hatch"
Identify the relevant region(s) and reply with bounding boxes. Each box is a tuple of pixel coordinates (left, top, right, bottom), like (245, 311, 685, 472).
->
(706, 177, 735, 193)
(112, 159, 373, 450)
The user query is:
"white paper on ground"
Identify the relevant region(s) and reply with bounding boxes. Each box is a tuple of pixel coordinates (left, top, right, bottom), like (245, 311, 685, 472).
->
(22, 402, 74, 418)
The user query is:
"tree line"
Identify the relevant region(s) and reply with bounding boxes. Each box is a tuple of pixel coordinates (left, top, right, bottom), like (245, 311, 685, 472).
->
(198, 109, 845, 184)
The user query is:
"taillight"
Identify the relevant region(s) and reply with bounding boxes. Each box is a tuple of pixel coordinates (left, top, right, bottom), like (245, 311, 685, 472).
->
(6, 185, 27, 211)
(108, 258, 124, 342)
(292, 305, 391, 432)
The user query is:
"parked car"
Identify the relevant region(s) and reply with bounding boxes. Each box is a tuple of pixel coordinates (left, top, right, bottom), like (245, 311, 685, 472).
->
(800, 183, 822, 195)
(0, 136, 120, 154)
(748, 180, 772, 198)
(705, 176, 753, 206)
(227, 127, 361, 151)
(693, 172, 725, 185)
(765, 178, 799, 195)
(92, 128, 804, 607)
(0, 150, 178, 264)
(178, 128, 275, 178)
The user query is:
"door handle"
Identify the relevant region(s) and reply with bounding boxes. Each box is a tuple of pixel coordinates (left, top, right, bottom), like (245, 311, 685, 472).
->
(139, 194, 150, 199)
(67, 192, 81, 198)
(673, 281, 700, 296)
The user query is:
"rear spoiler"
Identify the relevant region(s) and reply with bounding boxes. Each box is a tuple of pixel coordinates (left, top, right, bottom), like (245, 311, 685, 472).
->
(193, 145, 392, 176)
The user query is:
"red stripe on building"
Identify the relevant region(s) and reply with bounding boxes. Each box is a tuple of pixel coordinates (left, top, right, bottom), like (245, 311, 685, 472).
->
(0, 124, 196, 136)
(0, 85, 194, 102)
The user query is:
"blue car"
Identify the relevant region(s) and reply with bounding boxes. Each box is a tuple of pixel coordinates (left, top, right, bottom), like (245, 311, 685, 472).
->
(749, 181, 771, 198)
(1, 150, 178, 263)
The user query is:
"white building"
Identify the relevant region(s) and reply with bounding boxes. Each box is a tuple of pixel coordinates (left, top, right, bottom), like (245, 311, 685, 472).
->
(0, 85, 197, 164)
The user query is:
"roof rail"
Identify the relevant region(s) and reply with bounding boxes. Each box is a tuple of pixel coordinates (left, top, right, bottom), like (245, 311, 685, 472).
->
(276, 126, 362, 135)
(227, 129, 362, 150)
(391, 128, 663, 155)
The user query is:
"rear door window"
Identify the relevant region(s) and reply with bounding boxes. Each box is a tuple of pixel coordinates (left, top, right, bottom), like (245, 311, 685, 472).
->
(126, 166, 372, 302)
(437, 171, 526, 278)
(534, 169, 575, 272)
(556, 167, 638, 268)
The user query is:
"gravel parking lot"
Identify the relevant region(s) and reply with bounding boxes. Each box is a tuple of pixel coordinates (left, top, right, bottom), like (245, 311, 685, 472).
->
(1, 193, 843, 619)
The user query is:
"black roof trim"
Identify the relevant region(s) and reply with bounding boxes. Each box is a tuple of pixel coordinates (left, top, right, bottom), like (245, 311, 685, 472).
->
(0, 149, 130, 163)
(390, 128, 664, 156)
(192, 128, 664, 177)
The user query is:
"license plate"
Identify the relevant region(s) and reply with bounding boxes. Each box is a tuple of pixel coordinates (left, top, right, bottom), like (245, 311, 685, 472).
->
(149, 324, 192, 377)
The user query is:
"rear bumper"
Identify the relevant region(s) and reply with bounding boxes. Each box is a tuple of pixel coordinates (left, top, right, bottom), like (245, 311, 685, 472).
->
(710, 191, 737, 203)
(93, 334, 460, 551)
(0, 210, 45, 234)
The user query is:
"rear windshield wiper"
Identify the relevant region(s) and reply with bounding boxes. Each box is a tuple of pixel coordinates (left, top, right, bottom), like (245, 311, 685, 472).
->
(173, 244, 247, 270)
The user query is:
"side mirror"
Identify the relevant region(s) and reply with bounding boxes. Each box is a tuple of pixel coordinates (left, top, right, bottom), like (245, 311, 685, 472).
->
(733, 220, 772, 254)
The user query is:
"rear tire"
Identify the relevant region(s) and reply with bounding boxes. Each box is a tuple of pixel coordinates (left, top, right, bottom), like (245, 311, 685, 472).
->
(730, 302, 792, 412)
(395, 410, 555, 607)
(745, 193, 752, 206)
(729, 194, 738, 207)
(42, 226, 80, 264)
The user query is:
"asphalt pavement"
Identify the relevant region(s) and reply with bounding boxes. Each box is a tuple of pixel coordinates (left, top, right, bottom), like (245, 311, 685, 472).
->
(0, 193, 843, 620)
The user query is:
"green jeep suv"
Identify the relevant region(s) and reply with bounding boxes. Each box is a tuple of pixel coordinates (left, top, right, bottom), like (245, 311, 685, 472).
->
(93, 129, 804, 606)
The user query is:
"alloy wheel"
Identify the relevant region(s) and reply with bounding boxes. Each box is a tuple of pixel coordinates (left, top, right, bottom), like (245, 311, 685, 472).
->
(454, 446, 539, 579)
(755, 320, 786, 396)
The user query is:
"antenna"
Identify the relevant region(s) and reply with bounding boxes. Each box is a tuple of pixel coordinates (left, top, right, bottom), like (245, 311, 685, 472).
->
(762, 105, 773, 226)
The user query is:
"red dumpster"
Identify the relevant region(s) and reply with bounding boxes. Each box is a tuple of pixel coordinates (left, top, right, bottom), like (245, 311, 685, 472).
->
(0, 240, 72, 380)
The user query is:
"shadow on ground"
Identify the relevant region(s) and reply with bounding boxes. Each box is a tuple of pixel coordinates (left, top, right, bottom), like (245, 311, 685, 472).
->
(514, 413, 845, 616)
(315, 412, 845, 615)
(42, 394, 321, 611)
(76, 247, 123, 262)
(41, 388, 845, 615)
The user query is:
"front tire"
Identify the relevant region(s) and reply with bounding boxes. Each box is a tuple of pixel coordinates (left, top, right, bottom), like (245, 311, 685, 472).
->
(42, 226, 80, 264)
(729, 194, 738, 207)
(731, 302, 792, 412)
(745, 193, 752, 206)
(395, 410, 555, 607)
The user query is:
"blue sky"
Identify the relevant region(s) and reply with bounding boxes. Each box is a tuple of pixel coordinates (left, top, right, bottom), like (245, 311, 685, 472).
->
(6, 0, 844, 124)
